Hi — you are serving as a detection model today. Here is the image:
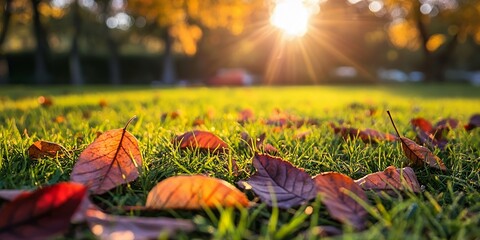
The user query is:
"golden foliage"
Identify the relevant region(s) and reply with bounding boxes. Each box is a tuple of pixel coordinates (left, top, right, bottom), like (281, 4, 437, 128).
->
(426, 34, 445, 52)
(387, 20, 420, 50)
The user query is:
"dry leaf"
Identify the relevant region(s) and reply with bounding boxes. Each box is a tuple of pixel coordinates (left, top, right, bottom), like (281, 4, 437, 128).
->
(70, 117, 143, 194)
(313, 172, 368, 230)
(146, 175, 249, 210)
(331, 124, 396, 144)
(388, 111, 447, 171)
(241, 132, 279, 154)
(355, 166, 421, 195)
(0, 182, 86, 240)
(174, 130, 229, 153)
(400, 137, 447, 171)
(465, 114, 480, 131)
(86, 208, 194, 240)
(246, 154, 316, 209)
(27, 140, 65, 160)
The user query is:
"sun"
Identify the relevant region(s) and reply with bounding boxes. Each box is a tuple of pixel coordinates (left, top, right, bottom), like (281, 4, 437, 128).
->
(270, 0, 311, 37)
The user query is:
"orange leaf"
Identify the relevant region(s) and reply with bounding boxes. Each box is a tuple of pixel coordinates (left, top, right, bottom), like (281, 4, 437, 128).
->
(146, 175, 249, 210)
(174, 130, 229, 153)
(313, 172, 368, 230)
(37, 96, 53, 107)
(70, 117, 142, 194)
(0, 182, 86, 240)
(27, 140, 65, 160)
(400, 137, 446, 171)
(355, 166, 421, 195)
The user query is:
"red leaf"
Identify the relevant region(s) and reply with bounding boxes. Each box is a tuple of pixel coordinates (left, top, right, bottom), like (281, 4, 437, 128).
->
(434, 118, 458, 130)
(0, 182, 86, 240)
(27, 140, 66, 160)
(400, 137, 447, 171)
(70, 117, 143, 194)
(86, 208, 194, 239)
(415, 128, 448, 149)
(355, 166, 421, 195)
(330, 124, 396, 144)
(313, 172, 368, 230)
(246, 154, 316, 209)
(174, 130, 229, 153)
(410, 118, 433, 133)
(465, 114, 480, 131)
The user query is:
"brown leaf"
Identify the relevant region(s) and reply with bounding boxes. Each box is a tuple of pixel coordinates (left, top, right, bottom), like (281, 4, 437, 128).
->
(27, 140, 65, 160)
(465, 114, 480, 131)
(313, 172, 368, 230)
(37, 96, 53, 107)
(245, 154, 316, 209)
(70, 117, 143, 194)
(98, 99, 108, 108)
(238, 108, 255, 124)
(86, 208, 194, 239)
(174, 130, 229, 153)
(400, 137, 447, 171)
(146, 175, 249, 210)
(415, 128, 448, 149)
(241, 132, 279, 154)
(0, 182, 86, 240)
(330, 124, 396, 144)
(355, 166, 421, 195)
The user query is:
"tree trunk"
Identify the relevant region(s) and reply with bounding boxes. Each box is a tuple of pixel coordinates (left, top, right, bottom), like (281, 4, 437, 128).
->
(433, 33, 459, 82)
(31, 0, 51, 84)
(70, 0, 84, 85)
(413, 10, 436, 82)
(102, 0, 121, 85)
(161, 28, 175, 84)
(0, 0, 12, 84)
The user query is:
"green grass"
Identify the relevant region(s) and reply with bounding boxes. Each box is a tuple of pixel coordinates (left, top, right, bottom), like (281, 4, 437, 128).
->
(0, 84, 479, 239)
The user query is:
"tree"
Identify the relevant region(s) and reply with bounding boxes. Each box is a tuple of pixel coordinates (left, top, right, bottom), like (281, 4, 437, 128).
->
(127, 0, 258, 84)
(31, 0, 51, 84)
(379, 0, 480, 81)
(0, 0, 13, 84)
(69, 0, 84, 85)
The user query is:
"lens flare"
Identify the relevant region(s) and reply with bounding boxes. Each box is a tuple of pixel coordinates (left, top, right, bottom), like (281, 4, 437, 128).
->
(270, 0, 310, 37)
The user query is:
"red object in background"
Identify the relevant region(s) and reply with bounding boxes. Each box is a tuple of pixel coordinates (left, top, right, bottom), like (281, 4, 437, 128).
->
(206, 69, 254, 86)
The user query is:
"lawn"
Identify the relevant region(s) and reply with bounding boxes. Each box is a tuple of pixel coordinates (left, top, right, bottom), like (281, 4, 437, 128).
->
(0, 84, 479, 239)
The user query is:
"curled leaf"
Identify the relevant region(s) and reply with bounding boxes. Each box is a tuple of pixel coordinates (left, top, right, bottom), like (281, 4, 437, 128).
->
(313, 172, 368, 230)
(465, 114, 480, 131)
(70, 117, 143, 194)
(400, 137, 447, 171)
(28, 140, 65, 160)
(86, 208, 194, 240)
(0, 182, 86, 240)
(146, 175, 249, 210)
(246, 154, 316, 209)
(174, 130, 229, 153)
(355, 166, 421, 195)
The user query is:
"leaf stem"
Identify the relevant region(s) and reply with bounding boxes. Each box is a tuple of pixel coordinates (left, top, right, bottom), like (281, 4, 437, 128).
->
(387, 110, 402, 138)
(124, 115, 137, 130)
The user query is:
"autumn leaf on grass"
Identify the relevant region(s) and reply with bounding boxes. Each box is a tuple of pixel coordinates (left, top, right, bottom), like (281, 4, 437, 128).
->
(146, 175, 248, 210)
(411, 117, 455, 148)
(415, 129, 448, 150)
(0, 182, 86, 240)
(174, 130, 229, 153)
(37, 96, 53, 107)
(245, 154, 316, 209)
(86, 208, 194, 240)
(388, 111, 447, 171)
(355, 166, 421, 195)
(28, 140, 66, 160)
(313, 172, 368, 230)
(70, 116, 143, 194)
(465, 114, 480, 131)
(238, 108, 255, 124)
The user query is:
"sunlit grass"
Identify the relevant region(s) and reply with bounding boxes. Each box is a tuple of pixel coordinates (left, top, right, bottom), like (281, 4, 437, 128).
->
(0, 84, 479, 239)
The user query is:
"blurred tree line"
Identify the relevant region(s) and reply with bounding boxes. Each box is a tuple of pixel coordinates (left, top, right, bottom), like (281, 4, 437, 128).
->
(0, 0, 479, 85)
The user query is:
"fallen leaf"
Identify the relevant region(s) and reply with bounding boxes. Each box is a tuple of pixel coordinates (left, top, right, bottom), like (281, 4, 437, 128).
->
(174, 130, 229, 153)
(434, 118, 458, 130)
(161, 111, 181, 121)
(238, 108, 255, 124)
(400, 137, 447, 171)
(313, 172, 368, 230)
(146, 175, 248, 210)
(0, 182, 86, 240)
(410, 118, 433, 133)
(246, 154, 316, 209)
(388, 111, 447, 171)
(355, 166, 421, 195)
(0, 190, 29, 201)
(415, 128, 448, 149)
(465, 114, 480, 131)
(99, 99, 108, 108)
(241, 132, 279, 154)
(86, 208, 194, 240)
(70, 117, 143, 194)
(192, 118, 205, 126)
(330, 124, 396, 144)
(27, 140, 65, 160)
(294, 130, 311, 140)
(38, 96, 53, 107)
